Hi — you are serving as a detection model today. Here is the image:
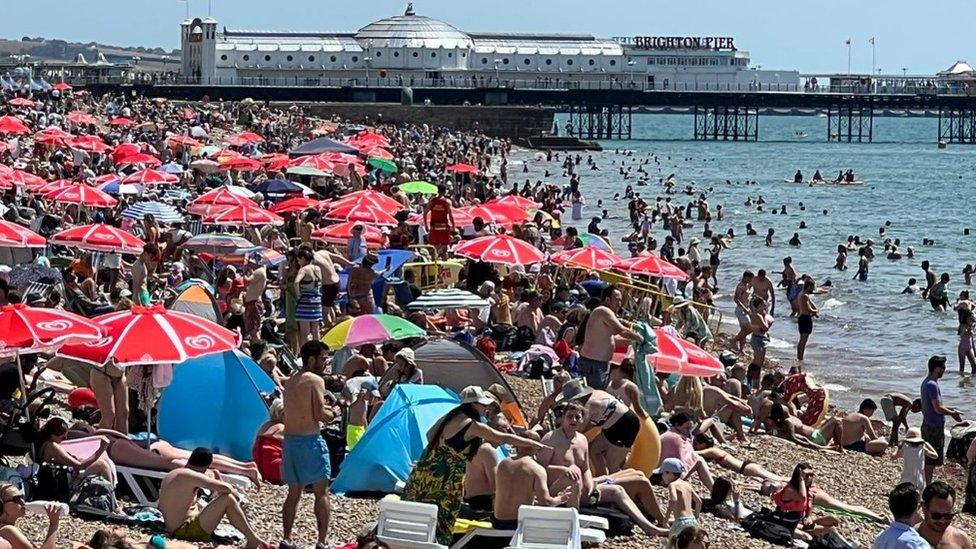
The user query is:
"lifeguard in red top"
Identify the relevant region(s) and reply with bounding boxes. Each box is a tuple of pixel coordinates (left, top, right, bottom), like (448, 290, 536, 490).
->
(425, 184, 455, 257)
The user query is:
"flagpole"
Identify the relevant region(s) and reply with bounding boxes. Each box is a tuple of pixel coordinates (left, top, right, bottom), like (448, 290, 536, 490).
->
(847, 40, 852, 76)
(872, 40, 876, 75)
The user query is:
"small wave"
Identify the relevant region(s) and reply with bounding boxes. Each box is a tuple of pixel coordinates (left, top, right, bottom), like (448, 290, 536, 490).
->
(820, 298, 846, 310)
(767, 337, 793, 350)
(822, 382, 850, 392)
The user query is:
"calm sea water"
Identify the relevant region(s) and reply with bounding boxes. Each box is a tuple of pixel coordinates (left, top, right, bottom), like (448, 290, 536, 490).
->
(521, 113, 976, 414)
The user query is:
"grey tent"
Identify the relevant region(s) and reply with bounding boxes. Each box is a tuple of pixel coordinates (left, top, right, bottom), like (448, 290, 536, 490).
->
(380, 338, 522, 409)
(289, 137, 359, 157)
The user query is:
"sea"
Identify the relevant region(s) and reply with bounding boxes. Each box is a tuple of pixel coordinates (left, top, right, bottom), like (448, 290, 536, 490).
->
(515, 112, 976, 415)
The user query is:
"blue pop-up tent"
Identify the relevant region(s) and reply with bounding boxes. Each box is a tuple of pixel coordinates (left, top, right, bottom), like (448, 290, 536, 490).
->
(158, 350, 276, 460)
(331, 384, 458, 495)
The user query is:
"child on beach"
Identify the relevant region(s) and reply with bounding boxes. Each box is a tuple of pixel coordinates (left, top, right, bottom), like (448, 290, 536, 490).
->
(657, 457, 702, 541)
(892, 427, 938, 491)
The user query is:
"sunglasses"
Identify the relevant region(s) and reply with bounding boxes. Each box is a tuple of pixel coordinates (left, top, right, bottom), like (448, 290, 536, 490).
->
(3, 495, 24, 505)
(929, 511, 955, 521)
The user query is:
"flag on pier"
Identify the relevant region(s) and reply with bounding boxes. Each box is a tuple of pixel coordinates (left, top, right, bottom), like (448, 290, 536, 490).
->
(845, 38, 851, 45)
(869, 37, 875, 45)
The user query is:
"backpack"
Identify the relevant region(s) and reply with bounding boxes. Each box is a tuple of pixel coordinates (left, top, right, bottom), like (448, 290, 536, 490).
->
(30, 463, 73, 503)
(70, 475, 119, 519)
(740, 507, 798, 546)
(475, 335, 496, 363)
(809, 532, 856, 549)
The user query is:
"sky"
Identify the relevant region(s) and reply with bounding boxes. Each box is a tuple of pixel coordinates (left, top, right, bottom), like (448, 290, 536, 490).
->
(2, 0, 973, 75)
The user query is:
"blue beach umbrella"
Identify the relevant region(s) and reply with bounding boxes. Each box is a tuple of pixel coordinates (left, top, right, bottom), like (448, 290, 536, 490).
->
(121, 201, 184, 224)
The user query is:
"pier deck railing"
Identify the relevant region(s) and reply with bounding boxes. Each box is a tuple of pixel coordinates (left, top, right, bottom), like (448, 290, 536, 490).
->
(50, 74, 976, 97)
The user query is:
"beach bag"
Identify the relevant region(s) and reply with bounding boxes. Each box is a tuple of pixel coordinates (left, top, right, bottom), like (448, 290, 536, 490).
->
(70, 475, 119, 519)
(809, 532, 855, 549)
(30, 463, 73, 503)
(946, 423, 976, 466)
(741, 507, 797, 546)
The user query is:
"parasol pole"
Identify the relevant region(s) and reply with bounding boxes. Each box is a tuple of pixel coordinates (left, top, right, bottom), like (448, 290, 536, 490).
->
(15, 350, 29, 421)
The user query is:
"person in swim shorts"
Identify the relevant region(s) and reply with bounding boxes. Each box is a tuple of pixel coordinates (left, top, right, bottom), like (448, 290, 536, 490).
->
(656, 458, 702, 541)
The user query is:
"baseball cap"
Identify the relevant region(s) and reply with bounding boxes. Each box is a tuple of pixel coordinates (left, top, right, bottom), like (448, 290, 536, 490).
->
(653, 457, 685, 476)
(361, 379, 381, 397)
(459, 385, 496, 406)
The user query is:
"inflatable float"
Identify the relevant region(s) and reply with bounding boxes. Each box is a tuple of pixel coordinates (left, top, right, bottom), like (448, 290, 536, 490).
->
(585, 413, 661, 476)
(780, 372, 829, 427)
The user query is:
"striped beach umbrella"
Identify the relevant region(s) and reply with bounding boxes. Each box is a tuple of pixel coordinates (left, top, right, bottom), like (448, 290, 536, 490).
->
(122, 201, 185, 224)
(406, 288, 490, 311)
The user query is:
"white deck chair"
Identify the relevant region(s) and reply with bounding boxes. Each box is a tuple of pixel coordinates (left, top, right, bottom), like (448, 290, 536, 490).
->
(451, 514, 606, 548)
(376, 498, 448, 549)
(507, 505, 583, 549)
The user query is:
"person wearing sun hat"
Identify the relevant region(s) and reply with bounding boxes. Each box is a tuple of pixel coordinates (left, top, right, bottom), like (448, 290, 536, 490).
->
(894, 427, 939, 491)
(402, 384, 546, 545)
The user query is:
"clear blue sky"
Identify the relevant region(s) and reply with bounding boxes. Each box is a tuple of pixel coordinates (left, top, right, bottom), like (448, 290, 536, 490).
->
(2, 0, 972, 75)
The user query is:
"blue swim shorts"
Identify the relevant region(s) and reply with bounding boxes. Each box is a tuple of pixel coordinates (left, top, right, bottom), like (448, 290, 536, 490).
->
(281, 433, 331, 486)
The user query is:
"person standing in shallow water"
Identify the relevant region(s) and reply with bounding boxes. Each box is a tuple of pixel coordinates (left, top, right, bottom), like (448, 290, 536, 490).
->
(796, 279, 819, 364)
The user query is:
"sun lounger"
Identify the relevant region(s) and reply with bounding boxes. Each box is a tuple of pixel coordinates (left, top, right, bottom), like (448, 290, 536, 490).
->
(376, 498, 448, 549)
(61, 436, 252, 507)
(507, 505, 584, 549)
(451, 513, 606, 549)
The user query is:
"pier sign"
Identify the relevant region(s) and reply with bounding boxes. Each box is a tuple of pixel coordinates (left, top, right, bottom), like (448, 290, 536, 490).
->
(615, 36, 736, 50)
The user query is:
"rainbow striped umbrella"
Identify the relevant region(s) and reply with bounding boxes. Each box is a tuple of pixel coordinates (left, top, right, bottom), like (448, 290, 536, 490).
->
(321, 314, 425, 350)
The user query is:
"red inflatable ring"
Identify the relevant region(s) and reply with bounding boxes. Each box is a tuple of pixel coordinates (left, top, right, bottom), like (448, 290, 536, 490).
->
(779, 372, 829, 427)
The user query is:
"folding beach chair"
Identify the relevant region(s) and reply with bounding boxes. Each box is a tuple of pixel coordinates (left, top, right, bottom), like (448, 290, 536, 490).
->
(507, 505, 583, 549)
(376, 498, 447, 549)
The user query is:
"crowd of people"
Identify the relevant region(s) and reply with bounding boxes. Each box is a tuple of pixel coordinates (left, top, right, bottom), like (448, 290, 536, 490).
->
(0, 82, 971, 549)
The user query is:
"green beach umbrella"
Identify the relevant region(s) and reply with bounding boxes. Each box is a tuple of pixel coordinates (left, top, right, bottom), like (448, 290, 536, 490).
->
(399, 181, 438, 195)
(286, 166, 330, 177)
(367, 157, 398, 174)
(321, 313, 425, 350)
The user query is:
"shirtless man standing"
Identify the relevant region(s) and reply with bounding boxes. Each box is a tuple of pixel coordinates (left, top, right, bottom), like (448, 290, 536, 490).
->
(780, 257, 799, 316)
(491, 444, 572, 529)
(158, 448, 268, 548)
(280, 340, 337, 549)
(578, 284, 643, 390)
(752, 269, 776, 316)
(732, 271, 754, 353)
(312, 247, 349, 328)
(839, 399, 889, 456)
(919, 481, 973, 549)
(538, 402, 667, 538)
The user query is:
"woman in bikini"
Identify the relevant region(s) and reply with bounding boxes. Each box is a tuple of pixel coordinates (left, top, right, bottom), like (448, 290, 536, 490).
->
(607, 359, 647, 419)
(691, 433, 788, 483)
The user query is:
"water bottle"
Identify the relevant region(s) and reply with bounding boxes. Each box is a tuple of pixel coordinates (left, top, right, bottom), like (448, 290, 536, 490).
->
(24, 501, 69, 517)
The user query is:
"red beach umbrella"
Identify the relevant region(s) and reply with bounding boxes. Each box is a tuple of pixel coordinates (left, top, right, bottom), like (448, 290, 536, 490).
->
(167, 135, 201, 148)
(58, 304, 241, 367)
(204, 203, 284, 226)
(44, 184, 118, 207)
(8, 98, 35, 108)
(234, 131, 265, 143)
(312, 221, 385, 246)
(219, 156, 263, 172)
(187, 187, 258, 216)
(550, 245, 621, 271)
(457, 205, 515, 226)
(68, 135, 111, 153)
(453, 234, 545, 266)
(650, 328, 724, 377)
(0, 304, 106, 356)
(50, 223, 145, 253)
(324, 203, 398, 226)
(487, 195, 540, 209)
(0, 220, 46, 248)
(0, 115, 30, 135)
(66, 111, 98, 126)
(52, 83, 72, 91)
(615, 254, 690, 281)
(108, 117, 135, 127)
(115, 152, 161, 167)
(122, 169, 179, 185)
(328, 191, 403, 213)
(0, 169, 45, 188)
(445, 163, 480, 174)
(289, 154, 336, 173)
(270, 196, 320, 214)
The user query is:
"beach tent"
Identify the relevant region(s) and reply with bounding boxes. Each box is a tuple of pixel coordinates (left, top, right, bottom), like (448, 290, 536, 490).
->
(379, 338, 521, 409)
(157, 350, 275, 460)
(168, 281, 222, 325)
(331, 384, 458, 495)
(289, 137, 359, 157)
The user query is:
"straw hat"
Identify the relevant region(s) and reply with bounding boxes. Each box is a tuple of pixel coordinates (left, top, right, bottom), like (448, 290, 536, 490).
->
(394, 347, 416, 367)
(904, 427, 924, 444)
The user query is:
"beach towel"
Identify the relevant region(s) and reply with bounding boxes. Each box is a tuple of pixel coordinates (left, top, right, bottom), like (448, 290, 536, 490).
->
(632, 322, 663, 416)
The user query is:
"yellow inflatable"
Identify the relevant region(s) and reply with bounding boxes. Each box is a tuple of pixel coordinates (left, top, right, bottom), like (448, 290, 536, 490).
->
(584, 413, 661, 476)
